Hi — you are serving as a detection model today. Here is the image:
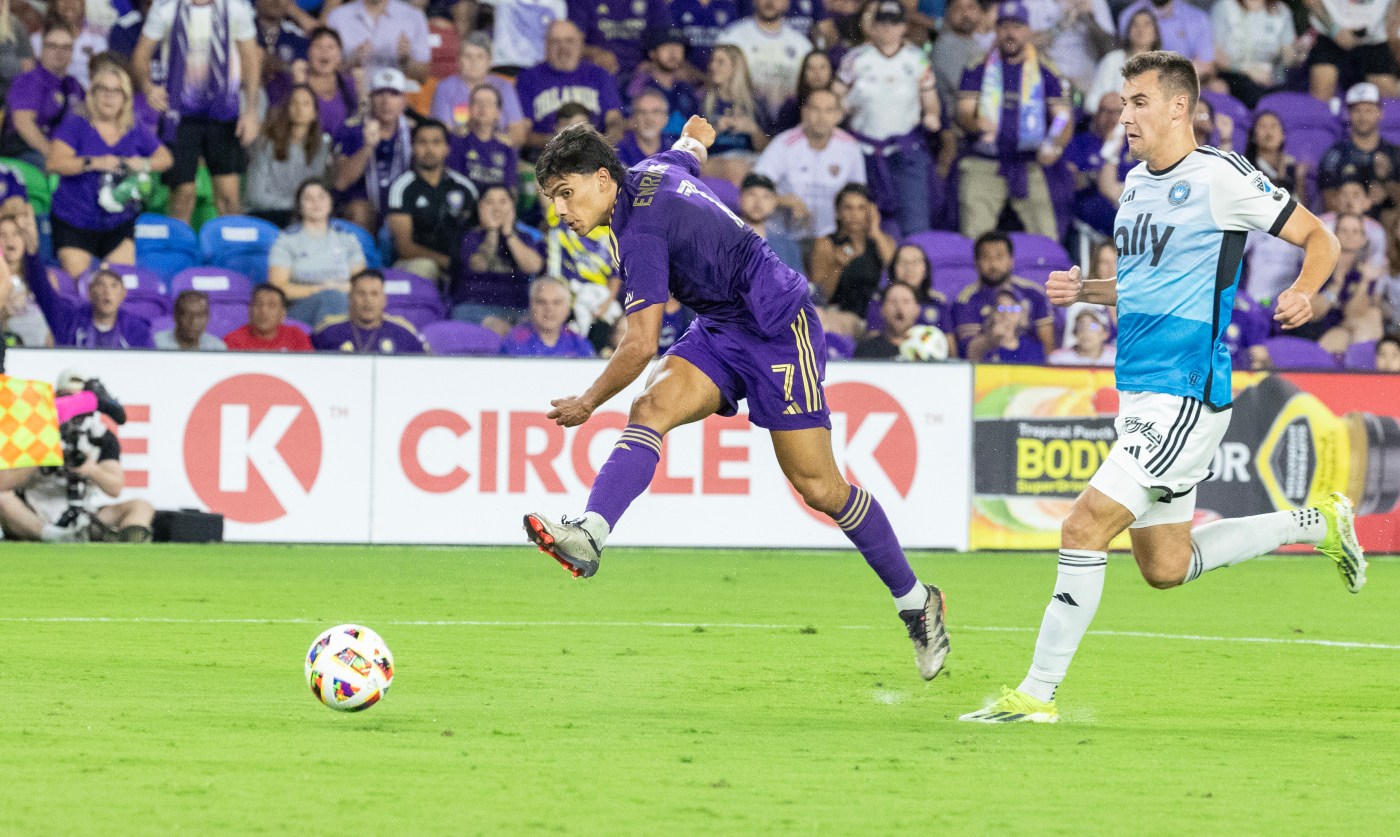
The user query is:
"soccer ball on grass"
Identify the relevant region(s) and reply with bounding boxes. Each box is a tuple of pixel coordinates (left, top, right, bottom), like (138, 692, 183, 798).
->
(305, 624, 394, 712)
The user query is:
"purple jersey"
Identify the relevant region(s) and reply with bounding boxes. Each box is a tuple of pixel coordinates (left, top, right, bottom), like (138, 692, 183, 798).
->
(3, 65, 84, 143)
(952, 277, 1053, 344)
(669, 0, 738, 68)
(515, 60, 624, 134)
(567, 0, 669, 75)
(499, 322, 596, 358)
(452, 223, 545, 307)
(610, 149, 807, 336)
(21, 254, 155, 349)
(312, 316, 427, 353)
(983, 334, 1046, 365)
(448, 133, 519, 194)
(51, 115, 163, 231)
(1224, 292, 1270, 369)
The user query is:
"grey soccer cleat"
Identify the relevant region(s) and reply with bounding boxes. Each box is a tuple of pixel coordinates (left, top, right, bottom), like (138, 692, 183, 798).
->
(524, 513, 603, 578)
(899, 584, 950, 680)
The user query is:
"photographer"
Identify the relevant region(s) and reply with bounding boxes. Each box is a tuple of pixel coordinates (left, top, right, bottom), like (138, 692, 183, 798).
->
(0, 369, 153, 542)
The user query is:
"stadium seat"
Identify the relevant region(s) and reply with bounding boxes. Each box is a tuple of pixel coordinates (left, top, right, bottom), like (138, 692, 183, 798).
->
(1009, 232, 1072, 285)
(1382, 100, 1400, 145)
(422, 320, 502, 355)
(933, 265, 978, 303)
(1255, 91, 1341, 168)
(135, 213, 200, 283)
(381, 268, 447, 328)
(1344, 340, 1377, 370)
(825, 331, 855, 360)
(1199, 91, 1250, 153)
(81, 264, 170, 321)
(700, 176, 742, 214)
(1263, 336, 1340, 370)
(207, 305, 248, 338)
(330, 218, 383, 269)
(0, 156, 52, 216)
(170, 266, 254, 306)
(905, 230, 974, 272)
(198, 215, 282, 282)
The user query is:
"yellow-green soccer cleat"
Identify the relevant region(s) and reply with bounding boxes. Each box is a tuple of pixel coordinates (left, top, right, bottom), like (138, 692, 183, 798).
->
(1315, 492, 1367, 594)
(958, 687, 1059, 724)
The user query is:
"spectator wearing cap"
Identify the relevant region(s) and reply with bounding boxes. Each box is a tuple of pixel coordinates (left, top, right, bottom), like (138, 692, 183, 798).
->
(835, 1, 940, 236)
(1318, 83, 1400, 214)
(626, 28, 701, 131)
(952, 231, 1055, 357)
(332, 66, 419, 233)
(1048, 303, 1115, 366)
(132, 0, 262, 223)
(957, 1, 1070, 241)
(738, 172, 804, 273)
(325, 0, 430, 81)
(752, 88, 866, 248)
(668, 0, 738, 70)
(1208, 0, 1300, 109)
(617, 89, 676, 167)
(487, 0, 567, 74)
(500, 277, 595, 358)
(716, 0, 812, 123)
(224, 284, 314, 351)
(430, 33, 530, 148)
(1304, 0, 1400, 102)
(568, 0, 670, 78)
(446, 85, 520, 195)
(0, 22, 84, 168)
(387, 119, 480, 286)
(154, 290, 228, 351)
(312, 269, 428, 353)
(516, 20, 625, 152)
(1115, 0, 1215, 83)
(452, 183, 544, 332)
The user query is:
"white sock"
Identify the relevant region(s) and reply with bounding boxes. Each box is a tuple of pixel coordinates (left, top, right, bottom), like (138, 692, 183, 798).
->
(578, 511, 611, 548)
(1182, 508, 1327, 584)
(893, 581, 929, 612)
(1018, 549, 1107, 702)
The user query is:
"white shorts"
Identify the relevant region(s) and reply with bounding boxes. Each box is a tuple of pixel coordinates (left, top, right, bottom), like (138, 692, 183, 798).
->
(1087, 391, 1232, 528)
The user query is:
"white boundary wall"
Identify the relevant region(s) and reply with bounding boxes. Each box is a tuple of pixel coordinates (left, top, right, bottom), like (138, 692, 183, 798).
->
(11, 349, 972, 549)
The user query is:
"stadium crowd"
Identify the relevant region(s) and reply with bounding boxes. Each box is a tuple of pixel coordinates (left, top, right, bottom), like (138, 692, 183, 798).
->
(1, 0, 1400, 371)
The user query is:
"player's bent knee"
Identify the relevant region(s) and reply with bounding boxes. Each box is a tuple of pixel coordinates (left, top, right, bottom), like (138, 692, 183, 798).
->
(793, 475, 850, 516)
(1140, 565, 1184, 590)
(627, 391, 672, 433)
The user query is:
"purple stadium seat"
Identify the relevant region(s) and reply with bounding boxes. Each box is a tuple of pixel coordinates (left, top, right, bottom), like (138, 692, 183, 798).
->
(206, 306, 248, 339)
(1263, 336, 1340, 370)
(422, 320, 502, 355)
(170, 267, 254, 305)
(934, 265, 978, 304)
(1255, 91, 1342, 168)
(1345, 340, 1377, 370)
(825, 331, 855, 360)
(1010, 232, 1072, 285)
(905, 230, 974, 271)
(1199, 90, 1251, 153)
(700, 176, 741, 214)
(1381, 100, 1400, 145)
(382, 267, 447, 327)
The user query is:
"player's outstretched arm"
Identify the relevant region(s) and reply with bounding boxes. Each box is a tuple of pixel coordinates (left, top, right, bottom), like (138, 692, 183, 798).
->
(672, 116, 716, 166)
(1047, 265, 1117, 308)
(547, 304, 664, 428)
(1273, 204, 1341, 330)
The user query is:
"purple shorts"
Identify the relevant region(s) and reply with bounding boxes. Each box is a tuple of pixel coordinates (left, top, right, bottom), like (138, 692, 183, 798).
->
(666, 299, 832, 431)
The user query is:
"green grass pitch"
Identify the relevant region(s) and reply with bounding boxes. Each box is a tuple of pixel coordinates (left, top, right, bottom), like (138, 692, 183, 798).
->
(3, 545, 1397, 834)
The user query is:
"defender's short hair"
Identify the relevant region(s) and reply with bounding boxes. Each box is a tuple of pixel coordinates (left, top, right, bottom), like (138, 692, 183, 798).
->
(535, 122, 627, 192)
(1121, 50, 1199, 110)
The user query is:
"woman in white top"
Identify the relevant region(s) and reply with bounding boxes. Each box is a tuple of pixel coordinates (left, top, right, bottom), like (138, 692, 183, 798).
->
(266, 179, 367, 328)
(1085, 8, 1159, 115)
(1209, 0, 1301, 108)
(1048, 304, 1116, 366)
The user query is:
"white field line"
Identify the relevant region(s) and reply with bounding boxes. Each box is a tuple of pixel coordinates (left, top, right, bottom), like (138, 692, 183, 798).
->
(0, 617, 1397, 651)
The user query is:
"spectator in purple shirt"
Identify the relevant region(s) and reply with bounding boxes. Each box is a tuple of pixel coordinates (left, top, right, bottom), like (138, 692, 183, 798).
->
(46, 63, 173, 279)
(332, 67, 418, 233)
(430, 33, 530, 147)
(0, 161, 29, 219)
(1224, 290, 1273, 370)
(516, 19, 625, 152)
(952, 230, 1055, 356)
(452, 183, 545, 331)
(500, 276, 595, 358)
(965, 286, 1046, 364)
(312, 268, 428, 353)
(446, 84, 520, 194)
(626, 27, 701, 134)
(26, 258, 156, 349)
(669, 0, 739, 70)
(616, 89, 675, 167)
(266, 27, 358, 137)
(568, 0, 669, 78)
(1, 23, 84, 167)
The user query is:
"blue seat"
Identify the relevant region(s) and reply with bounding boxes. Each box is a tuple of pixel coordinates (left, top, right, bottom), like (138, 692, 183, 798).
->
(198, 215, 282, 282)
(135, 213, 199, 284)
(330, 218, 383, 269)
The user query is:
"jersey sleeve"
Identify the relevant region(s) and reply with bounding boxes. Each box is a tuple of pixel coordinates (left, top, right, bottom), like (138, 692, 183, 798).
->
(1208, 155, 1296, 236)
(646, 147, 702, 178)
(618, 229, 669, 315)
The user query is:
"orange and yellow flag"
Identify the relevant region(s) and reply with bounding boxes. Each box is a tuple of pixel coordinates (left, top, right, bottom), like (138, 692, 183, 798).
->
(0, 375, 64, 469)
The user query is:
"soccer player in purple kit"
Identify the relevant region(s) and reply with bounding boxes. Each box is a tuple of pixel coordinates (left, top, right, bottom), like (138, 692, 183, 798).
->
(523, 116, 951, 681)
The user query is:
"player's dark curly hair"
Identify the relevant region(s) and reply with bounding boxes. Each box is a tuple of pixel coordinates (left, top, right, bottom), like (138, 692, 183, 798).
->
(535, 123, 626, 193)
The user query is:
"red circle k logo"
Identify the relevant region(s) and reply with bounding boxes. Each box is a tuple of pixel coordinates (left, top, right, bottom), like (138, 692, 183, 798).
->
(795, 382, 917, 524)
(184, 374, 322, 523)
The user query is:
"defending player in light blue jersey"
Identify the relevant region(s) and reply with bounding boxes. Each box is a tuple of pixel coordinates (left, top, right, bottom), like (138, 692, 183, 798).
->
(520, 117, 950, 681)
(962, 51, 1367, 724)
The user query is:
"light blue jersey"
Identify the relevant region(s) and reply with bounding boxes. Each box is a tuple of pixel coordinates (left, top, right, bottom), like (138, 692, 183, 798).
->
(1113, 146, 1295, 409)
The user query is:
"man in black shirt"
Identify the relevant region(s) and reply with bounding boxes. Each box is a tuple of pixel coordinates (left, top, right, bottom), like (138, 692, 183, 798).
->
(386, 119, 480, 287)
